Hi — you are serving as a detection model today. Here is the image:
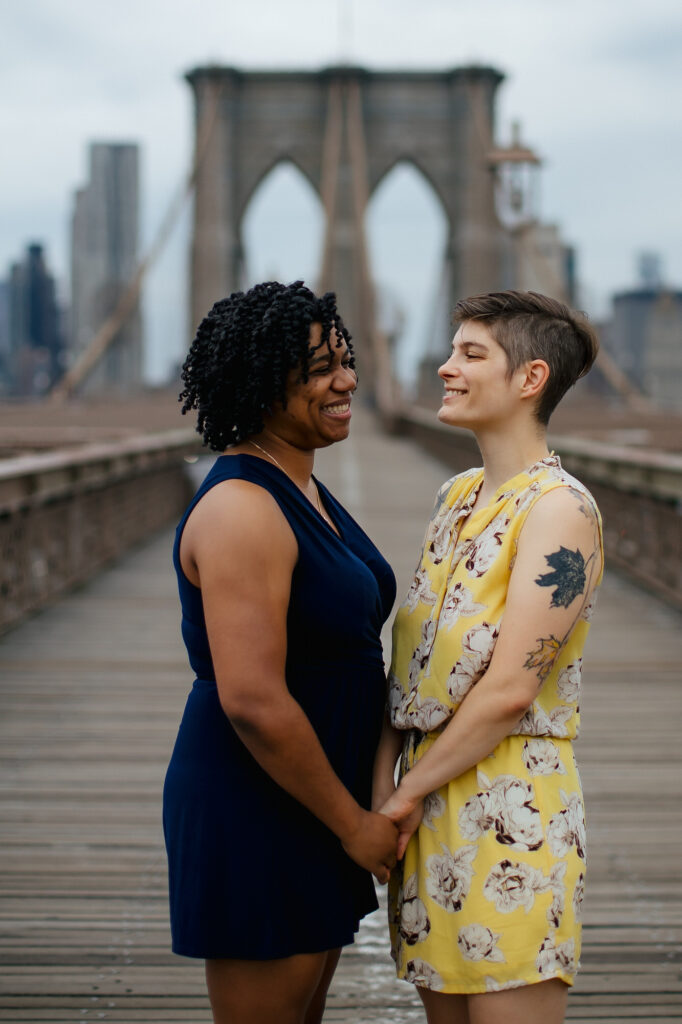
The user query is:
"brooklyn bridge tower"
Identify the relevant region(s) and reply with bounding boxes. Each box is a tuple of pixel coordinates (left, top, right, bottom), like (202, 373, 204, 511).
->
(186, 64, 514, 390)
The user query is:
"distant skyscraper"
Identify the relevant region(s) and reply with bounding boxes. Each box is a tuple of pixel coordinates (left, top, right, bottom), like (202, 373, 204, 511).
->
(0, 281, 9, 395)
(70, 142, 142, 394)
(608, 287, 682, 410)
(1, 243, 64, 396)
(637, 252, 663, 291)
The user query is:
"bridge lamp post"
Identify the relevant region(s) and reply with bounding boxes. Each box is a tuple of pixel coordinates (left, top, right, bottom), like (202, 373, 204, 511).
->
(488, 121, 542, 230)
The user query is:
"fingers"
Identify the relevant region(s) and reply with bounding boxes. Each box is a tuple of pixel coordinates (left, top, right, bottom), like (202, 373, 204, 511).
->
(397, 829, 412, 861)
(375, 857, 396, 885)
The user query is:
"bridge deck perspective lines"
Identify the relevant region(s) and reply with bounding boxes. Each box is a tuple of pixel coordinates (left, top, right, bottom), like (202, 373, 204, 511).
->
(0, 408, 681, 1022)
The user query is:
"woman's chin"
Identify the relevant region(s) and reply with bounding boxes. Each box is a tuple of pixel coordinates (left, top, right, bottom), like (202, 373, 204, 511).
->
(437, 403, 463, 426)
(318, 423, 351, 447)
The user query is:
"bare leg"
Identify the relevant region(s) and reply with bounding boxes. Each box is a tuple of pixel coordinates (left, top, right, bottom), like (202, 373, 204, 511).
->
(205, 950, 331, 1024)
(418, 978, 567, 1024)
(304, 947, 343, 1024)
(418, 987, 470, 1024)
(468, 978, 568, 1024)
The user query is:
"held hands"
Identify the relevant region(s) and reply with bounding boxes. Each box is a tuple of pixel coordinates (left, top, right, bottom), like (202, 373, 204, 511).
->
(378, 786, 424, 861)
(341, 809, 398, 885)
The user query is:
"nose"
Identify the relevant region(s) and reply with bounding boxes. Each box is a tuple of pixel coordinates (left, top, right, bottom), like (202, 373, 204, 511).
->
(438, 352, 458, 380)
(334, 364, 358, 391)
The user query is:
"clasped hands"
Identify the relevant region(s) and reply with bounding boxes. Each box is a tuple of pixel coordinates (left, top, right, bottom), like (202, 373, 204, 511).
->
(378, 785, 424, 865)
(341, 784, 423, 885)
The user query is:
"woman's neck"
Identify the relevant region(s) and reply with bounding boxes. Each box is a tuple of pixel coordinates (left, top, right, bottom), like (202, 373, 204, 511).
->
(244, 430, 315, 490)
(473, 422, 550, 506)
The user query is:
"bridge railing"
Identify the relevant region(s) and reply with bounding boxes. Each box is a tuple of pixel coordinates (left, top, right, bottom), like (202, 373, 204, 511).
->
(398, 406, 682, 611)
(2, 412, 680, 633)
(0, 430, 201, 635)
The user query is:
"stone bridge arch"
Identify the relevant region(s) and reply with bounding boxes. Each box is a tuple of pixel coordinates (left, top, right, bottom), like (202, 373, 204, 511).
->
(187, 64, 511, 384)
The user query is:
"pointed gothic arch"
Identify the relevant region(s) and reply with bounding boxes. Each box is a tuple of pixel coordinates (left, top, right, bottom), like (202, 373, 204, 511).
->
(239, 159, 324, 288)
(366, 159, 449, 387)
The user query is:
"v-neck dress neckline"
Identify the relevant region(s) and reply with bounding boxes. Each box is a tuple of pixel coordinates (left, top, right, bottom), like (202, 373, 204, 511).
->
(219, 453, 344, 540)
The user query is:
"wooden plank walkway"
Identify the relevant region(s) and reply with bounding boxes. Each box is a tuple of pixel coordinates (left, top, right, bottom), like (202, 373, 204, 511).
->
(0, 407, 681, 1022)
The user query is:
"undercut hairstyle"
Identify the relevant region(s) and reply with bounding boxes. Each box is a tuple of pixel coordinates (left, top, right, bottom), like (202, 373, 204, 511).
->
(179, 280, 353, 450)
(453, 290, 600, 425)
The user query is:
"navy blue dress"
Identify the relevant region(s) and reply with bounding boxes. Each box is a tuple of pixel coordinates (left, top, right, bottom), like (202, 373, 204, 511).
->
(163, 454, 396, 959)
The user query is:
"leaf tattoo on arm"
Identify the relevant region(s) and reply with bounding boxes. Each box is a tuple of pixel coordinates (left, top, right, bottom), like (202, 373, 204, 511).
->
(524, 635, 563, 685)
(535, 546, 586, 608)
(524, 489, 602, 686)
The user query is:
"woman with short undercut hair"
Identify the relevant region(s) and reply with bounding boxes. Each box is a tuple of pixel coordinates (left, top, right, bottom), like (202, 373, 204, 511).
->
(375, 290, 603, 1024)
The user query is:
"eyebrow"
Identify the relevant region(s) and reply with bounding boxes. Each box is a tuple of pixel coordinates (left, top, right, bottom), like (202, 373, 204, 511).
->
(309, 354, 331, 365)
(453, 339, 489, 352)
(309, 346, 349, 366)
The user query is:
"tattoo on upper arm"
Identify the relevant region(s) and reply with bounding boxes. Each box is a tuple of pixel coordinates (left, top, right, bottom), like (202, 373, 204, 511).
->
(524, 635, 562, 685)
(535, 546, 586, 608)
(535, 488, 601, 609)
(524, 487, 602, 686)
(568, 486, 595, 521)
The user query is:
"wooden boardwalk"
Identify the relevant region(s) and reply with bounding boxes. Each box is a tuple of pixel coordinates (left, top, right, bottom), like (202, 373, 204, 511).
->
(1, 408, 681, 1022)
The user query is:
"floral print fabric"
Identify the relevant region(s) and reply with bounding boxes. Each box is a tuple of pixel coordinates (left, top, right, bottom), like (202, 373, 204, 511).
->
(388, 456, 602, 993)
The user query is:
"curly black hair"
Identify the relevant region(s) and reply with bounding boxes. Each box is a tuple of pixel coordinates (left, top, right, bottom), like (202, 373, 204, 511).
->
(179, 280, 354, 450)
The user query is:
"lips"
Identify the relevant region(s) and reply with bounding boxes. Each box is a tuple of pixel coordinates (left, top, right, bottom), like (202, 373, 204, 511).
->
(321, 400, 351, 415)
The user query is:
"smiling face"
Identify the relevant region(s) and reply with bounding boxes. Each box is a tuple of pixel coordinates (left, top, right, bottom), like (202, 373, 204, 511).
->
(264, 323, 357, 450)
(437, 320, 527, 430)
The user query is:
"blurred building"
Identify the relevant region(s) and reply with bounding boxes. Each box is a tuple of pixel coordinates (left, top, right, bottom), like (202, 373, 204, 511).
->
(415, 123, 576, 406)
(0, 243, 64, 397)
(490, 125, 576, 304)
(511, 223, 576, 306)
(0, 281, 9, 395)
(70, 142, 142, 395)
(607, 288, 682, 409)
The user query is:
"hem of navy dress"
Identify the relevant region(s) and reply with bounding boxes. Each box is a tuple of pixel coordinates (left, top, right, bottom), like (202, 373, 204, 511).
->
(171, 917, 370, 961)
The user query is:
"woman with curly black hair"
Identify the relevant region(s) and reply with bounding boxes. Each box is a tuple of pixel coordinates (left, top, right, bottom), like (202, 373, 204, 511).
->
(163, 281, 398, 1024)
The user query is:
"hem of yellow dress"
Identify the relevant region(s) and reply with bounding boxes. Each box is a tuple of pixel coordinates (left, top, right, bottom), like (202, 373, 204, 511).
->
(397, 969, 576, 995)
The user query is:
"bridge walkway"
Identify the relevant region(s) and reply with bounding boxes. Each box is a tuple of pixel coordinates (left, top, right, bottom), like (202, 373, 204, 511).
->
(1, 408, 681, 1022)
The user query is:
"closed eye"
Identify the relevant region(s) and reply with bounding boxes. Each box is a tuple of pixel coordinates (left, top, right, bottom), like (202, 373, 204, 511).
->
(312, 359, 355, 375)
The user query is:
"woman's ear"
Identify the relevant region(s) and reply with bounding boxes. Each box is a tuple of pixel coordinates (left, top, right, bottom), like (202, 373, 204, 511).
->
(520, 359, 550, 400)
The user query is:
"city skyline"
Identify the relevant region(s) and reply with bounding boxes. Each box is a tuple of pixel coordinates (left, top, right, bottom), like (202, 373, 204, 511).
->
(2, 0, 681, 382)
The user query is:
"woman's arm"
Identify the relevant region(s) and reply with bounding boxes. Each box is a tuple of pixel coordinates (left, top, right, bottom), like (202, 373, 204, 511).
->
(370, 474, 458, 812)
(183, 479, 398, 882)
(380, 485, 602, 857)
(371, 710, 404, 811)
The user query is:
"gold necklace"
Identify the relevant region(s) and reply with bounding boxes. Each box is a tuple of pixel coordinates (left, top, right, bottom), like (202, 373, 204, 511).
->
(247, 440, 335, 529)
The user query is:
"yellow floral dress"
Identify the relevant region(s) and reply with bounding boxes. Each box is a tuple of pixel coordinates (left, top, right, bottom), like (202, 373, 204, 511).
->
(388, 455, 603, 994)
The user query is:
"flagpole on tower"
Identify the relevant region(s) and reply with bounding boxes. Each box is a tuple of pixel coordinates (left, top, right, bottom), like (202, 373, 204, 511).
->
(338, 0, 353, 63)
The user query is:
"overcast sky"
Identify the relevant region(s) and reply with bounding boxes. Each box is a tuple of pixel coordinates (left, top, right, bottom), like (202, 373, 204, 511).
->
(2, 0, 681, 382)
